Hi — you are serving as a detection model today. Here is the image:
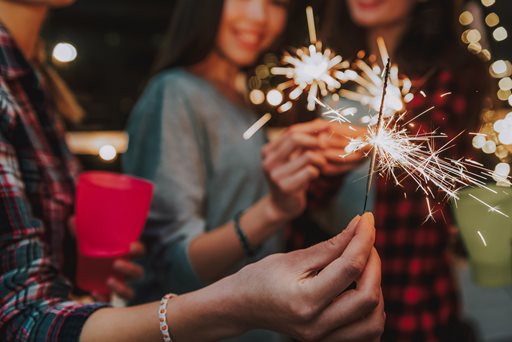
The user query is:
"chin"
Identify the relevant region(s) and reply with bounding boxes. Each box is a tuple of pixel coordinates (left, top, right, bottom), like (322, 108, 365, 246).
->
(227, 52, 259, 67)
(351, 14, 385, 28)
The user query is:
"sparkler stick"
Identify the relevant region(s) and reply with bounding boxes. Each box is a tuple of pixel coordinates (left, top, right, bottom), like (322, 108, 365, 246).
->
(363, 58, 391, 212)
(306, 6, 317, 44)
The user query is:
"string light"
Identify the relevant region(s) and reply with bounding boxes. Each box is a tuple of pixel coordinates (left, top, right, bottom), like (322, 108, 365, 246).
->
(99, 145, 117, 161)
(499, 77, 512, 91)
(459, 11, 474, 26)
(52, 42, 77, 63)
(266, 89, 283, 106)
(249, 89, 265, 105)
(493, 26, 508, 42)
(458, 2, 511, 190)
(485, 12, 500, 27)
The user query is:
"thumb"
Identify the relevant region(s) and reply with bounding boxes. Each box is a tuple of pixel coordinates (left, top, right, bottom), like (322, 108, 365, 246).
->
(299, 215, 362, 270)
(306, 212, 376, 306)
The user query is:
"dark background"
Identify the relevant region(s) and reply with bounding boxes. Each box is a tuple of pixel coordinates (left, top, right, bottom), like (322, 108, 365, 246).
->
(41, 0, 512, 170)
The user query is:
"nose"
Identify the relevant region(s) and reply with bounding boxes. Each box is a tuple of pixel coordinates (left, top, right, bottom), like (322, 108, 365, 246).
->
(245, 0, 266, 24)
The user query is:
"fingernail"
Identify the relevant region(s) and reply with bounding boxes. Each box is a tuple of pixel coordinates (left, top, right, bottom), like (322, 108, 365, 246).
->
(361, 212, 375, 227)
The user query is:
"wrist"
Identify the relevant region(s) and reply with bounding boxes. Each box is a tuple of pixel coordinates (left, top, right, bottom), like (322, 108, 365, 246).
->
(261, 195, 290, 225)
(196, 275, 250, 338)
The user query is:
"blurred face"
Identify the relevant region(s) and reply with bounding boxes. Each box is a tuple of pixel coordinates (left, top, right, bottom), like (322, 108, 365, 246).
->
(346, 0, 416, 29)
(216, 0, 289, 67)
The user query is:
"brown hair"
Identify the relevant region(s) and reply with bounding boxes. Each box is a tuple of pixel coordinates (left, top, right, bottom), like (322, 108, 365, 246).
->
(34, 41, 84, 124)
(319, 0, 477, 76)
(153, 0, 306, 75)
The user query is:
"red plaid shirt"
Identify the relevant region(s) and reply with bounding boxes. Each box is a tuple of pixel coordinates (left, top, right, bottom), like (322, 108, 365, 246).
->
(290, 64, 486, 341)
(0, 23, 106, 341)
(375, 67, 484, 342)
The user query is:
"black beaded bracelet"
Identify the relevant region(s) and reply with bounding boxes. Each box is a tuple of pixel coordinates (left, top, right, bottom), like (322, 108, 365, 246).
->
(234, 210, 257, 258)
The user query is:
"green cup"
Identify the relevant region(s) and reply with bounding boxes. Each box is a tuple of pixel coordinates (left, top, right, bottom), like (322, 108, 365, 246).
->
(452, 185, 512, 287)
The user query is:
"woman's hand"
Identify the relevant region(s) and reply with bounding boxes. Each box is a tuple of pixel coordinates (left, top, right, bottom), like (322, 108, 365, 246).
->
(262, 120, 330, 221)
(68, 217, 145, 301)
(82, 214, 383, 342)
(318, 121, 368, 176)
(218, 212, 384, 341)
(104, 242, 145, 301)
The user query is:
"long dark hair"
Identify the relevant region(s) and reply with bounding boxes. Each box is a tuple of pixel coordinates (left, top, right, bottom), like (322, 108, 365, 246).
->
(153, 0, 307, 74)
(319, 0, 471, 77)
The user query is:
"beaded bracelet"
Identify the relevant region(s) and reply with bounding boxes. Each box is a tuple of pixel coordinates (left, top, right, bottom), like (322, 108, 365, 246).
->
(234, 210, 258, 258)
(159, 293, 177, 342)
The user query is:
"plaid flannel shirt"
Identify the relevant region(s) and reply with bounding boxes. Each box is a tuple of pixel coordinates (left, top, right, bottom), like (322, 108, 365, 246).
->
(374, 68, 483, 342)
(291, 64, 486, 341)
(0, 22, 107, 341)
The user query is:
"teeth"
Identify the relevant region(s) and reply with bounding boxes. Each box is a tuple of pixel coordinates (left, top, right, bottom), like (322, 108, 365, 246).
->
(238, 32, 259, 44)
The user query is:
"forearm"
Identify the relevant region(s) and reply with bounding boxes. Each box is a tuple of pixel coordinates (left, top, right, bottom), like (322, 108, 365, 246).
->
(80, 276, 245, 342)
(189, 195, 285, 282)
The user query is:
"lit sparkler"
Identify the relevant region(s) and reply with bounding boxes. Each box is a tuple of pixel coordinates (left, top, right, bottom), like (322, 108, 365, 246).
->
(325, 59, 510, 218)
(362, 58, 390, 211)
(340, 37, 413, 124)
(270, 6, 348, 111)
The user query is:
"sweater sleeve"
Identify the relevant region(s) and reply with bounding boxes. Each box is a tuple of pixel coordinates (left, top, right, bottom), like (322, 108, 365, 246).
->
(124, 73, 209, 293)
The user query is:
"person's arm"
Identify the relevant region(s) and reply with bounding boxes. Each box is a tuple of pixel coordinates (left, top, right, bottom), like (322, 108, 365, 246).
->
(0, 127, 107, 341)
(124, 76, 328, 285)
(80, 213, 384, 342)
(189, 120, 330, 281)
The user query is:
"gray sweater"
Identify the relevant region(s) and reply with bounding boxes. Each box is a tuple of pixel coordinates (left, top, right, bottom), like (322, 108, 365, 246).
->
(123, 69, 283, 342)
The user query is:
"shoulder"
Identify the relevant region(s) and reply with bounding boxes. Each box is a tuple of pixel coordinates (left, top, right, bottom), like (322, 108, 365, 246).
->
(128, 69, 212, 130)
(145, 68, 214, 101)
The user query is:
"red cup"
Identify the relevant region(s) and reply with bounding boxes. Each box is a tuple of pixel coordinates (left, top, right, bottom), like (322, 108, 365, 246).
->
(76, 254, 117, 295)
(75, 171, 153, 295)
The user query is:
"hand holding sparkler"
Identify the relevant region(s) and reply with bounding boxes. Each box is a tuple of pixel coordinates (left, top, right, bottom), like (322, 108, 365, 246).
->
(316, 121, 368, 176)
(261, 121, 330, 221)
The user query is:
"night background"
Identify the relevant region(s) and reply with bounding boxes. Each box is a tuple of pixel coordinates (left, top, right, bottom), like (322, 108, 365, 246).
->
(41, 0, 512, 172)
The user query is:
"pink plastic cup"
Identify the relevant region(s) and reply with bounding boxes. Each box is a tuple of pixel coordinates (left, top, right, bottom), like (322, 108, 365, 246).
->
(75, 171, 153, 294)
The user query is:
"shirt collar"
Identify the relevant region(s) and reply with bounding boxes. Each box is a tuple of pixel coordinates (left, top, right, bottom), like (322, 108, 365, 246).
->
(0, 21, 32, 80)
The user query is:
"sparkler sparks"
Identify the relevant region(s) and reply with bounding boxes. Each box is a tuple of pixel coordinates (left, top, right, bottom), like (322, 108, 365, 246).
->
(243, 113, 272, 140)
(339, 37, 413, 123)
(271, 6, 348, 111)
(476, 230, 488, 247)
(339, 102, 511, 219)
(322, 57, 510, 219)
(468, 193, 510, 218)
(314, 97, 356, 124)
(362, 58, 391, 211)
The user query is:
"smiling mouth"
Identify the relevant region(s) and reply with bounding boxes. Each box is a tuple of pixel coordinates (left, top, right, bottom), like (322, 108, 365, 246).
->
(235, 30, 264, 49)
(356, 0, 384, 10)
